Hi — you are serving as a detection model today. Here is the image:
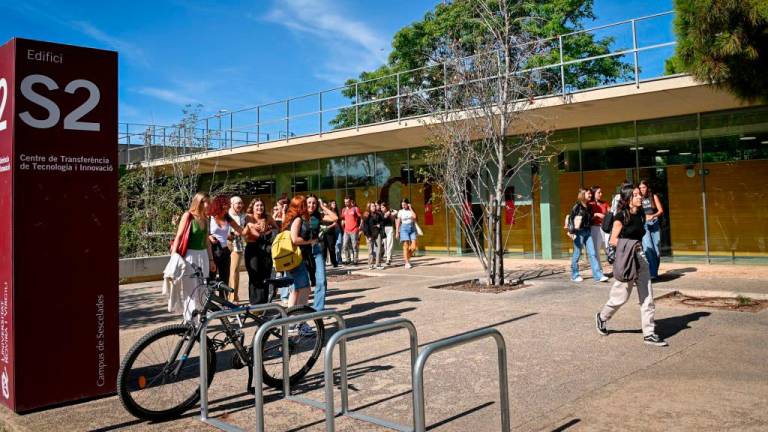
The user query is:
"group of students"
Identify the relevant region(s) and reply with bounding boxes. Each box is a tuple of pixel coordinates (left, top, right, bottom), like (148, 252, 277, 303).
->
(165, 191, 422, 332)
(566, 179, 664, 283)
(566, 180, 668, 347)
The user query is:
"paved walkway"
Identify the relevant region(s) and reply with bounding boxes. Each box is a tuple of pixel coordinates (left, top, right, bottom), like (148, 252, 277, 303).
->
(1, 256, 766, 431)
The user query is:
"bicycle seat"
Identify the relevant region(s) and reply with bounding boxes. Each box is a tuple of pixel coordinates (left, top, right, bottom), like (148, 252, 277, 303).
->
(266, 278, 294, 288)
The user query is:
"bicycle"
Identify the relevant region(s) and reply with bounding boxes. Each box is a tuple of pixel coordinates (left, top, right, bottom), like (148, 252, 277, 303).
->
(116, 264, 325, 421)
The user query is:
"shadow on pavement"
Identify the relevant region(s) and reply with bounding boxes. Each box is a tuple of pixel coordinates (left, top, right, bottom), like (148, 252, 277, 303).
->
(656, 311, 710, 338)
(551, 418, 581, 431)
(426, 401, 494, 430)
(654, 267, 697, 283)
(119, 290, 177, 330)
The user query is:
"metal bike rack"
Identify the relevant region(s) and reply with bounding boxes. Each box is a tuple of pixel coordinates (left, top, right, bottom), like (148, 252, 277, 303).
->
(252, 309, 347, 432)
(413, 328, 510, 432)
(199, 303, 287, 431)
(323, 318, 418, 432)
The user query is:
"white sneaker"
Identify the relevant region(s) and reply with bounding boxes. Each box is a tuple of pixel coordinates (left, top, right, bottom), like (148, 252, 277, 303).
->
(376, 265, 384, 270)
(598, 276, 610, 282)
(405, 263, 412, 269)
(572, 276, 584, 282)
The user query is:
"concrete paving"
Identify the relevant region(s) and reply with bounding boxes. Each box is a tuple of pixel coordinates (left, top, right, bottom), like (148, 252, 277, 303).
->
(0, 256, 766, 431)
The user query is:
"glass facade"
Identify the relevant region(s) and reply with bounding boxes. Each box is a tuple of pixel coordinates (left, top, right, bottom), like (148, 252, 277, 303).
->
(198, 105, 768, 263)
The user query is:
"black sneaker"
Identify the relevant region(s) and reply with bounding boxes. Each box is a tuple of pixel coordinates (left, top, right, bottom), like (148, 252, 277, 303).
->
(643, 334, 668, 347)
(595, 313, 608, 336)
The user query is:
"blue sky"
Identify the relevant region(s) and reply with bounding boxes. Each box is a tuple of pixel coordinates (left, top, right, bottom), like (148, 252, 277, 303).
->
(0, 0, 673, 126)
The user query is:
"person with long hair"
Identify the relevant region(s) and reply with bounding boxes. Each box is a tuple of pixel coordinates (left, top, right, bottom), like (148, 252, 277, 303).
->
(639, 179, 664, 279)
(208, 195, 243, 286)
(322, 199, 340, 268)
(362, 202, 384, 269)
(329, 200, 344, 266)
(589, 185, 610, 259)
(595, 185, 667, 346)
(227, 196, 247, 302)
(243, 198, 278, 305)
(282, 196, 317, 334)
(304, 195, 338, 310)
(566, 188, 608, 283)
(395, 199, 418, 269)
(380, 201, 396, 265)
(166, 192, 216, 321)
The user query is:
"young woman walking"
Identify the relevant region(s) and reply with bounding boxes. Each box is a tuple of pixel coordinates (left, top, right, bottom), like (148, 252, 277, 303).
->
(589, 185, 610, 259)
(362, 202, 384, 269)
(165, 192, 216, 321)
(639, 180, 664, 279)
(243, 198, 278, 305)
(329, 200, 344, 266)
(395, 199, 418, 269)
(380, 202, 396, 265)
(595, 185, 667, 346)
(566, 189, 608, 283)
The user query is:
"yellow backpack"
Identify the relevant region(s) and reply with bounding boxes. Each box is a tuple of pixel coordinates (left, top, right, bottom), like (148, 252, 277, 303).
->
(271, 230, 303, 272)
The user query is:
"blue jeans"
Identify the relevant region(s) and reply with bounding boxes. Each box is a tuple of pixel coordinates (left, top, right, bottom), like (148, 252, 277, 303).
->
(334, 226, 343, 264)
(311, 243, 327, 310)
(643, 219, 661, 278)
(281, 261, 311, 301)
(571, 228, 603, 280)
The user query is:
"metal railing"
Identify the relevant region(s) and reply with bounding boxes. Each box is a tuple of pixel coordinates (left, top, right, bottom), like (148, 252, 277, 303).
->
(413, 327, 510, 432)
(198, 304, 288, 431)
(251, 310, 347, 432)
(323, 318, 419, 432)
(119, 10, 677, 167)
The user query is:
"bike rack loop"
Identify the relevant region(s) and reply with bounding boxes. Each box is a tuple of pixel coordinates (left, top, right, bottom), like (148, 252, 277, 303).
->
(252, 309, 347, 432)
(323, 318, 418, 432)
(199, 303, 287, 431)
(413, 327, 510, 432)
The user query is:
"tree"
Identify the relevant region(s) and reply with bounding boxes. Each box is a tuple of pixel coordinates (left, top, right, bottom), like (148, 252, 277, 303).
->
(413, 0, 557, 286)
(330, 0, 632, 129)
(666, 0, 768, 102)
(119, 105, 216, 258)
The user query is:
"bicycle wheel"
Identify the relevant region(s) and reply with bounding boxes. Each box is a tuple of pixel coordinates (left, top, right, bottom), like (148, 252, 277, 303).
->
(117, 323, 217, 421)
(260, 305, 325, 389)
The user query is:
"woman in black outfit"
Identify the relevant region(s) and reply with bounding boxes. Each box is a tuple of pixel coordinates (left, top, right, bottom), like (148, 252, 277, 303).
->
(362, 202, 384, 269)
(322, 199, 340, 268)
(243, 198, 278, 305)
(595, 185, 667, 347)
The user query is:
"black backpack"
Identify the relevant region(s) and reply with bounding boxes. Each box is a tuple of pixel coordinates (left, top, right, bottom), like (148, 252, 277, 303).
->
(601, 211, 614, 234)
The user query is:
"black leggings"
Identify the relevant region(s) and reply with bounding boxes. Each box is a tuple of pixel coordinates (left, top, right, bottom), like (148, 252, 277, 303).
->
(322, 230, 338, 267)
(210, 242, 231, 284)
(245, 242, 272, 304)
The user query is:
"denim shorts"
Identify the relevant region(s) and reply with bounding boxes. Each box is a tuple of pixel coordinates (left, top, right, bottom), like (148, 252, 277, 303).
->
(286, 262, 311, 291)
(400, 223, 417, 242)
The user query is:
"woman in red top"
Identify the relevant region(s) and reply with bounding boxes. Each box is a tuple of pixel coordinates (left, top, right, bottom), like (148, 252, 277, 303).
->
(589, 185, 610, 260)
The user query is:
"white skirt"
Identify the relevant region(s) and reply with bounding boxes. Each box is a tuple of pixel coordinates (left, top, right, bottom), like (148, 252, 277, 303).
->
(181, 249, 209, 321)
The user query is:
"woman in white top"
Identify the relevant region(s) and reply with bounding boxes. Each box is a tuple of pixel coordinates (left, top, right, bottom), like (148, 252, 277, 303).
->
(227, 196, 247, 302)
(208, 195, 243, 286)
(395, 199, 418, 269)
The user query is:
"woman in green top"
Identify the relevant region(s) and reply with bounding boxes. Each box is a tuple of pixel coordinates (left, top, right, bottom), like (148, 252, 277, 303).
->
(170, 192, 216, 321)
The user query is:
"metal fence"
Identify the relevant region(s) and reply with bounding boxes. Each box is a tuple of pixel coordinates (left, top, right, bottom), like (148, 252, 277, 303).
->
(119, 11, 677, 166)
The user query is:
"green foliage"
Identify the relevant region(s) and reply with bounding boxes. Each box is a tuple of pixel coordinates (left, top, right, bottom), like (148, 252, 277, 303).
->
(119, 104, 209, 258)
(330, 0, 632, 129)
(667, 0, 768, 102)
(736, 295, 754, 306)
(119, 168, 182, 258)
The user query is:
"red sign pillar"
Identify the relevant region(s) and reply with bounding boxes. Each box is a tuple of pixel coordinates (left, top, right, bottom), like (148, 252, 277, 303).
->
(0, 38, 118, 412)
